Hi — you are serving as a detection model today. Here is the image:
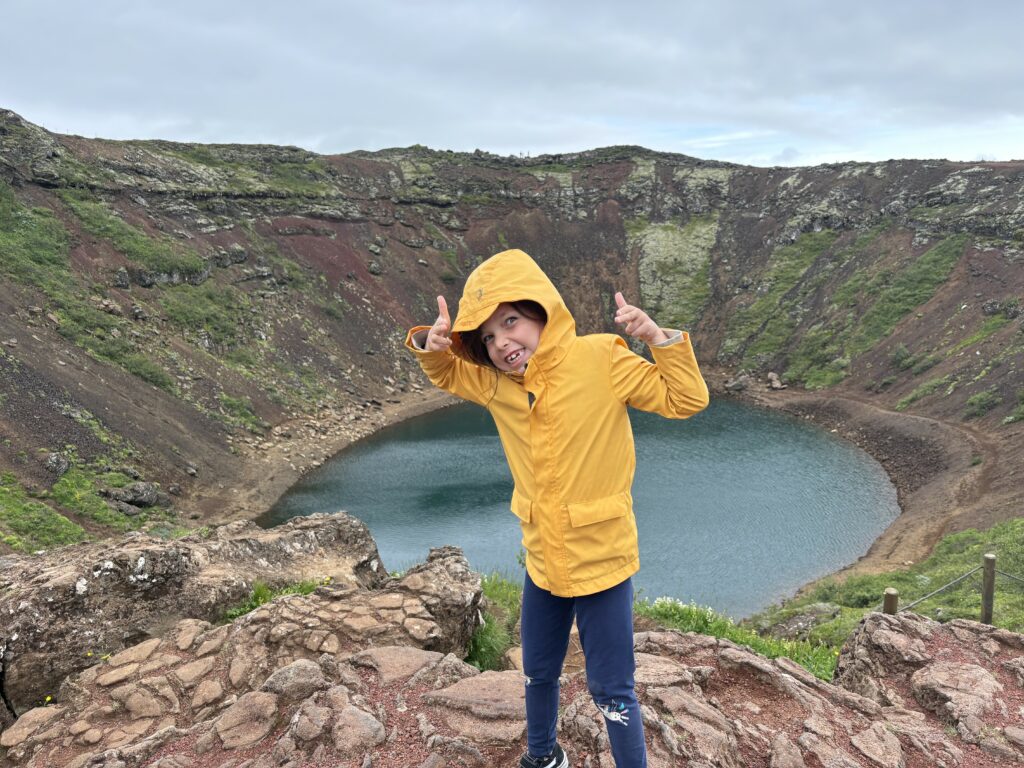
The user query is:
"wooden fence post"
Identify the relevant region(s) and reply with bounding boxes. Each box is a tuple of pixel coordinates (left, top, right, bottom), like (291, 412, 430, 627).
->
(883, 588, 899, 615)
(981, 553, 996, 624)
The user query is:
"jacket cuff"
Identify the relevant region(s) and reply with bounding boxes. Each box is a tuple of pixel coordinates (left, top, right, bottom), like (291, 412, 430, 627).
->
(651, 329, 685, 347)
(405, 326, 435, 353)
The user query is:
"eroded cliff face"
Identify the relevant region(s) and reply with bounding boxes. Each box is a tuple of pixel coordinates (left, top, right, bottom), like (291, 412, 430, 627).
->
(1, 107, 1022, 550)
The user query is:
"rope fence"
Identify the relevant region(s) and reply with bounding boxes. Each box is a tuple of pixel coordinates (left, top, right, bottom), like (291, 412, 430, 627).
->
(880, 553, 1024, 625)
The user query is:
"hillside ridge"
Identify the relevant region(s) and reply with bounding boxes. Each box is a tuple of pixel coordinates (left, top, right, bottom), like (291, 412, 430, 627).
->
(0, 105, 1021, 572)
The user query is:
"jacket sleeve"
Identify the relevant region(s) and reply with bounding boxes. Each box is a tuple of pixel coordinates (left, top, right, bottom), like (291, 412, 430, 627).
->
(404, 326, 497, 407)
(609, 331, 709, 418)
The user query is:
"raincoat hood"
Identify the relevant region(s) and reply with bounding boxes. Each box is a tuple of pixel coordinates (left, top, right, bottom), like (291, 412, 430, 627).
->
(449, 249, 575, 372)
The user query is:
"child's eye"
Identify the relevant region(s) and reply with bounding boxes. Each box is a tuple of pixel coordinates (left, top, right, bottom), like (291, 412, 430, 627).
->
(482, 334, 494, 344)
(505, 316, 517, 326)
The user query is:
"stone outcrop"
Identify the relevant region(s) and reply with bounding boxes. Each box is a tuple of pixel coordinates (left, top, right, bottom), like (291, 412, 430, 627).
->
(836, 611, 1024, 762)
(0, 542, 481, 767)
(12, 605, 1024, 766)
(0, 512, 387, 718)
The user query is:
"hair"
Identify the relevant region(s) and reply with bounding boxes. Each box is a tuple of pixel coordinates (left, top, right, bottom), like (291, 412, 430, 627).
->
(459, 300, 547, 368)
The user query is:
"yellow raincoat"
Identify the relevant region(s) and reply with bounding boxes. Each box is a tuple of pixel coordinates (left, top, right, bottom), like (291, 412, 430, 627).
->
(405, 249, 709, 597)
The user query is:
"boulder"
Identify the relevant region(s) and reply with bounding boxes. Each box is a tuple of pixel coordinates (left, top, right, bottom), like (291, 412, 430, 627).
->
(0, 512, 387, 717)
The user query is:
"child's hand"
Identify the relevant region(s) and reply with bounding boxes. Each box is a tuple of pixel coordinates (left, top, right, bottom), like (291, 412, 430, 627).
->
(426, 295, 453, 351)
(614, 292, 668, 345)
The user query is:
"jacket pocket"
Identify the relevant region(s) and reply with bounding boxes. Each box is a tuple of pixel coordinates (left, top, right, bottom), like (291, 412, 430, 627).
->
(566, 491, 630, 527)
(511, 490, 532, 523)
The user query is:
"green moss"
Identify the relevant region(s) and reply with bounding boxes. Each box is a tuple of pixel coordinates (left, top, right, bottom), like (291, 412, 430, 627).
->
(218, 393, 265, 434)
(51, 467, 136, 531)
(0, 473, 87, 552)
(949, 315, 1011, 355)
(965, 390, 1002, 419)
(635, 214, 718, 329)
(623, 215, 650, 238)
(896, 376, 952, 411)
(59, 190, 206, 278)
(847, 235, 967, 355)
(1003, 389, 1024, 425)
(911, 355, 941, 375)
(0, 181, 71, 294)
(783, 233, 966, 387)
(222, 578, 320, 622)
(160, 283, 252, 348)
(266, 158, 334, 196)
(0, 188, 174, 394)
(725, 230, 839, 365)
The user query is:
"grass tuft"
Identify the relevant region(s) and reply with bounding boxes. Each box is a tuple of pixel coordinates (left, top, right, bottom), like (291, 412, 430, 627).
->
(222, 579, 321, 622)
(0, 473, 87, 552)
(635, 597, 839, 680)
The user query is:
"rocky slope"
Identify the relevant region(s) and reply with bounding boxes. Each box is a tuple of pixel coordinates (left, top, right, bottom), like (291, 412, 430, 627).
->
(1, 106, 1022, 557)
(0, 512, 391, 724)
(4, 515, 1024, 765)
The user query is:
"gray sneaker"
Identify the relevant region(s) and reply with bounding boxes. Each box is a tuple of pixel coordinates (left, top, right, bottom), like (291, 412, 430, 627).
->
(519, 742, 568, 768)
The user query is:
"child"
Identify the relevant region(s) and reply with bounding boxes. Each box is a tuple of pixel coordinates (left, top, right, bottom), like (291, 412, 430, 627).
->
(406, 249, 709, 768)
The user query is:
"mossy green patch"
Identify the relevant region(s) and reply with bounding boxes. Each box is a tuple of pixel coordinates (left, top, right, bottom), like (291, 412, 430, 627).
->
(949, 315, 1011, 355)
(59, 190, 206, 278)
(0, 180, 71, 295)
(161, 145, 335, 196)
(635, 214, 718, 329)
(51, 467, 137, 531)
(847, 235, 967, 356)
(1003, 389, 1024, 425)
(0, 473, 87, 552)
(782, 233, 966, 387)
(896, 376, 952, 411)
(48, 295, 177, 393)
(218, 393, 265, 434)
(723, 230, 839, 365)
(965, 389, 1002, 418)
(160, 282, 252, 349)
(222, 578, 321, 622)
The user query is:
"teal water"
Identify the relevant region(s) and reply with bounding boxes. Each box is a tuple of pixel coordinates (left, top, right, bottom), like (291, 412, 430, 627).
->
(257, 400, 899, 618)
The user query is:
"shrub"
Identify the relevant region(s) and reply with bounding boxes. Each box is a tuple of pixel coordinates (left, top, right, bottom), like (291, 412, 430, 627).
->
(965, 390, 1002, 419)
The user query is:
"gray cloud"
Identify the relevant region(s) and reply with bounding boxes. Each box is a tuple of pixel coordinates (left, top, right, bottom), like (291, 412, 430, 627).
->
(2, 0, 1022, 165)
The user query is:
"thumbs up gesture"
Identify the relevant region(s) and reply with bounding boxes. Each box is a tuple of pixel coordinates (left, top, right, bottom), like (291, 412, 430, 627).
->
(426, 295, 453, 351)
(614, 292, 668, 345)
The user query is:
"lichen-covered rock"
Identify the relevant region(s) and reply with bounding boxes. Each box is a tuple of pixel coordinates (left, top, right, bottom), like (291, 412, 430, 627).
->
(0, 512, 386, 716)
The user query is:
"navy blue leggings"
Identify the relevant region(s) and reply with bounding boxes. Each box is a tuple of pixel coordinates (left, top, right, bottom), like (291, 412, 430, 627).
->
(521, 573, 647, 767)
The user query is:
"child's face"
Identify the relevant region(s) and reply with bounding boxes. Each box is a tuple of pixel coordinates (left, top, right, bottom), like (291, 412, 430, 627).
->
(478, 302, 545, 373)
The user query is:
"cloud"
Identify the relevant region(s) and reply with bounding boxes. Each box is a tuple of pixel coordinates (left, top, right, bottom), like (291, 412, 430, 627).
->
(1, 0, 1023, 165)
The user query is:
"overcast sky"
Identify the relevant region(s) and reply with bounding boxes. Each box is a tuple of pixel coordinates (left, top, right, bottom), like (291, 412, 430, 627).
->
(3, 1, 1023, 167)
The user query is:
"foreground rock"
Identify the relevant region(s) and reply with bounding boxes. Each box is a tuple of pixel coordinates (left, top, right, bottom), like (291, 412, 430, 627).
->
(0, 545, 481, 767)
(0, 512, 387, 719)
(836, 611, 1024, 763)
(11, 608, 1024, 767)
(7, 524, 1024, 768)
